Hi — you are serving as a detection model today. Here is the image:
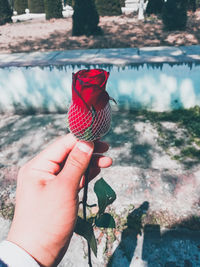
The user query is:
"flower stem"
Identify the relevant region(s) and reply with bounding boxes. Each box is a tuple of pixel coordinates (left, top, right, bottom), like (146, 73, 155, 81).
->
(82, 164, 92, 267)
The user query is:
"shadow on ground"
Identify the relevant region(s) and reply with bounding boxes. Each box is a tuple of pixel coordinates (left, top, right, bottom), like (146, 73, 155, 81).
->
(2, 109, 199, 169)
(104, 109, 200, 169)
(0, 111, 200, 266)
(108, 201, 200, 267)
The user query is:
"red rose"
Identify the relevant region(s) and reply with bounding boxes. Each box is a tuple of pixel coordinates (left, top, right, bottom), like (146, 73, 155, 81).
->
(67, 69, 112, 141)
(71, 69, 110, 112)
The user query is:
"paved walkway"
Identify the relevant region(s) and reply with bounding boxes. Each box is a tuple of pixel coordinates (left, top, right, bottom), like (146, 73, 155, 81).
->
(1, 45, 200, 68)
(0, 111, 200, 266)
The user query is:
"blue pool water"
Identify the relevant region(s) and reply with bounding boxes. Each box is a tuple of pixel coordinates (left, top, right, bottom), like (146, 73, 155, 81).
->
(0, 63, 200, 113)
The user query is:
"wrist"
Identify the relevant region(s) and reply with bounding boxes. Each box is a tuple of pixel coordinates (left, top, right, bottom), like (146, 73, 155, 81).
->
(0, 240, 41, 267)
(7, 228, 56, 267)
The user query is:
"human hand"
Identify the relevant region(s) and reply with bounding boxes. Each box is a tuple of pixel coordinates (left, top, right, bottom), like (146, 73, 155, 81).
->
(7, 134, 112, 266)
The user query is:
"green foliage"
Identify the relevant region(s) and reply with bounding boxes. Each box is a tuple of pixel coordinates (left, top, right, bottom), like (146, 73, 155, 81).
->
(146, 0, 164, 15)
(181, 146, 200, 158)
(187, 0, 196, 11)
(95, 213, 116, 228)
(138, 106, 200, 167)
(74, 216, 97, 256)
(0, 0, 12, 25)
(44, 0, 63, 19)
(82, 107, 96, 140)
(8, 0, 14, 9)
(14, 0, 28, 14)
(119, 0, 125, 7)
(162, 0, 188, 30)
(64, 0, 74, 6)
(186, 0, 200, 11)
(64, 0, 71, 5)
(94, 178, 116, 214)
(72, 0, 100, 36)
(74, 178, 116, 256)
(28, 0, 44, 13)
(95, 0, 122, 16)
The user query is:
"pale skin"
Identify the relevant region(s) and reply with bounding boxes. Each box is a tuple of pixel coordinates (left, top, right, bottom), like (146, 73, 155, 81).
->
(7, 134, 112, 267)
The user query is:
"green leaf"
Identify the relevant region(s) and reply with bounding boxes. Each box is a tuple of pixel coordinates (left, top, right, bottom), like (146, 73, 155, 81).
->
(83, 124, 93, 140)
(74, 216, 97, 256)
(94, 178, 116, 215)
(95, 213, 116, 228)
(82, 106, 97, 140)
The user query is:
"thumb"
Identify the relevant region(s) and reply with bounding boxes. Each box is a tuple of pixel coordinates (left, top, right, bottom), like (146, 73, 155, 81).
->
(58, 141, 94, 191)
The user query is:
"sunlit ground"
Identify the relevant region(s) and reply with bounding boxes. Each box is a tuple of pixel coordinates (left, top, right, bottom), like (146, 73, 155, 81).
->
(0, 108, 200, 266)
(0, 108, 200, 220)
(0, 10, 200, 54)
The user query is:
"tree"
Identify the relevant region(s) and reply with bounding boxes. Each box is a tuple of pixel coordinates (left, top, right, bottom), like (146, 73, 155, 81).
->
(64, 0, 74, 6)
(95, 0, 122, 16)
(72, 0, 100, 36)
(44, 0, 63, 19)
(146, 0, 164, 15)
(0, 0, 12, 25)
(28, 0, 44, 13)
(119, 0, 125, 7)
(8, 0, 14, 9)
(162, 0, 188, 30)
(187, 0, 196, 11)
(14, 0, 28, 14)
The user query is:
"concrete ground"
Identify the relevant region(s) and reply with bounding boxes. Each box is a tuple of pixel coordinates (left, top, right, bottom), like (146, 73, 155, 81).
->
(0, 110, 200, 266)
(1, 45, 200, 68)
(0, 44, 200, 266)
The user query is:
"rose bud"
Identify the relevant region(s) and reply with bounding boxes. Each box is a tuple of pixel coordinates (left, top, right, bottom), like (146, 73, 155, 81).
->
(67, 69, 113, 141)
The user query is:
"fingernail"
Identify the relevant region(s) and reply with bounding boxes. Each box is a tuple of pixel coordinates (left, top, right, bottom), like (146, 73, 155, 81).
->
(76, 141, 93, 154)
